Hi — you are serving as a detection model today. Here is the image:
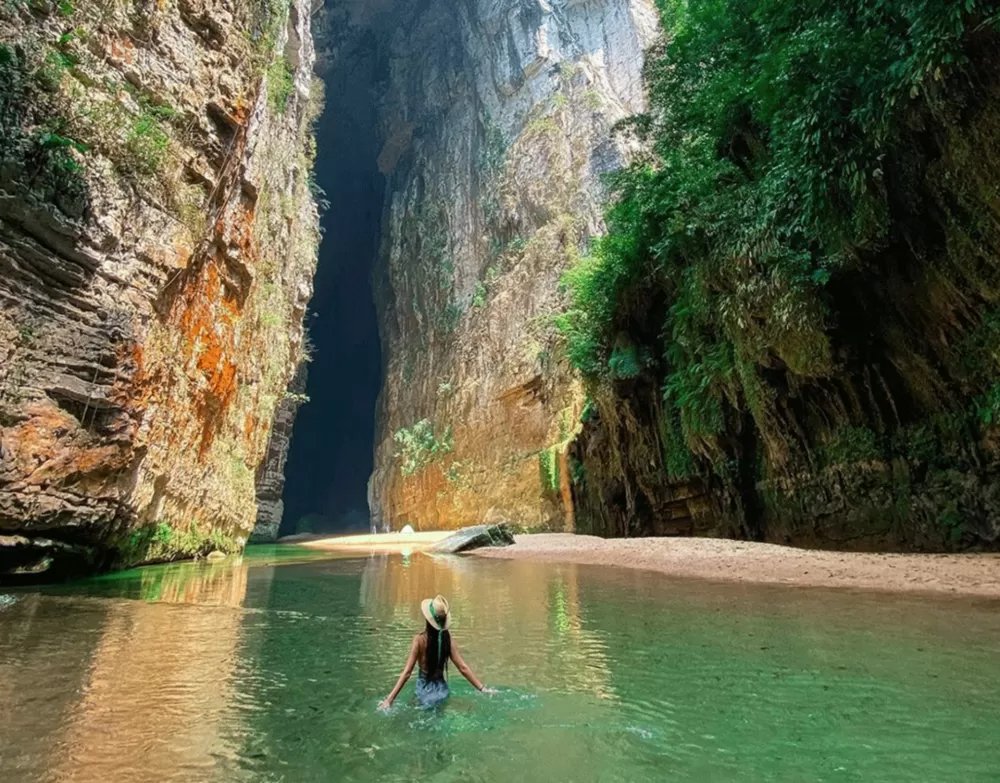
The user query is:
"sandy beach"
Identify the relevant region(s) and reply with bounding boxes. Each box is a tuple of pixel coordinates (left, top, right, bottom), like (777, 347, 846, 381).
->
(472, 533, 1000, 597)
(278, 530, 453, 553)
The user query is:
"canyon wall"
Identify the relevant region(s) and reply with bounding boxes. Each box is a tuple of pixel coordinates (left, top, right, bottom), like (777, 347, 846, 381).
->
(367, 0, 1000, 551)
(564, 8, 1000, 551)
(369, 0, 658, 531)
(0, 0, 319, 579)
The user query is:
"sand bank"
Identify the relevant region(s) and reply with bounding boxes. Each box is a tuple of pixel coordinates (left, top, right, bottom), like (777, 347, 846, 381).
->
(278, 530, 452, 554)
(473, 533, 1000, 597)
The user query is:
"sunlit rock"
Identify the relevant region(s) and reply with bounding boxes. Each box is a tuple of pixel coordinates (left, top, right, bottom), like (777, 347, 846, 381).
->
(0, 0, 320, 578)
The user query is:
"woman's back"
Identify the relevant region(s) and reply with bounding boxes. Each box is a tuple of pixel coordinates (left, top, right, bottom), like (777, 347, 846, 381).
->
(379, 594, 492, 711)
(417, 628, 450, 681)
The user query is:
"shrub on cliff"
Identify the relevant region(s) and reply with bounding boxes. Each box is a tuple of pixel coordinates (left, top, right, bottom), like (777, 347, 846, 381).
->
(393, 419, 454, 476)
(559, 0, 1000, 460)
(558, 0, 1000, 543)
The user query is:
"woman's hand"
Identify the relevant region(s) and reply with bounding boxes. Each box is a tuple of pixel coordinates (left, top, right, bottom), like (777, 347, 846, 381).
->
(378, 698, 393, 712)
(480, 686, 498, 695)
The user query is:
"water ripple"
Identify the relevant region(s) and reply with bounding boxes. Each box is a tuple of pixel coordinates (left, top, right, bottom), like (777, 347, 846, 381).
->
(1, 552, 998, 782)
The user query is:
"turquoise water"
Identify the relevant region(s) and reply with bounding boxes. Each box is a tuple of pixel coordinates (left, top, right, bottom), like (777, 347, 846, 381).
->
(1, 545, 999, 781)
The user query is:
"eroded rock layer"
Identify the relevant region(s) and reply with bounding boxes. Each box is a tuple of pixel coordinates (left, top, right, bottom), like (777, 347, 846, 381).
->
(0, 0, 319, 578)
(368, 0, 658, 531)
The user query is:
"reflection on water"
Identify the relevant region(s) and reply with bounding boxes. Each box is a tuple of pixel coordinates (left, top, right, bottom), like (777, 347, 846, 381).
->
(1, 560, 253, 782)
(1, 547, 999, 782)
(51, 600, 244, 782)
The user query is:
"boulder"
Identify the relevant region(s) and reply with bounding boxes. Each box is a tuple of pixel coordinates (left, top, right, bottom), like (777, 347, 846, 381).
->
(429, 524, 515, 554)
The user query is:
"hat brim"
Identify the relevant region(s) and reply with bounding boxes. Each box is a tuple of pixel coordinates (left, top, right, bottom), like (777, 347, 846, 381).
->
(421, 598, 450, 630)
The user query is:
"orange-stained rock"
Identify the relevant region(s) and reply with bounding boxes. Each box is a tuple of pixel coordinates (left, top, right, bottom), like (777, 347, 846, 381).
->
(0, 0, 319, 579)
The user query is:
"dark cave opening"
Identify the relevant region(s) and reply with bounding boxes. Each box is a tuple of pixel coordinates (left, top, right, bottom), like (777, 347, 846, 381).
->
(279, 25, 388, 537)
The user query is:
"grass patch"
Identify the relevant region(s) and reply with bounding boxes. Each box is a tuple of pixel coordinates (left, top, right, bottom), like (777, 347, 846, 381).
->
(394, 419, 454, 476)
(267, 55, 295, 114)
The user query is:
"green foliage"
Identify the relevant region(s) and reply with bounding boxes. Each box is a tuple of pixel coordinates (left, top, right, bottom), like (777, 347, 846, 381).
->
(117, 521, 240, 566)
(892, 422, 938, 465)
(419, 206, 453, 287)
(37, 47, 76, 89)
(478, 114, 506, 178)
(9, 31, 177, 182)
(394, 419, 454, 476)
(507, 235, 528, 255)
(478, 114, 507, 225)
(608, 342, 642, 379)
(660, 397, 697, 479)
(267, 55, 295, 113)
(820, 426, 882, 467)
(939, 505, 966, 547)
(557, 61, 578, 80)
(956, 308, 1000, 384)
(245, 0, 291, 71)
(472, 281, 488, 308)
(558, 0, 999, 479)
(436, 301, 463, 333)
(402, 200, 465, 331)
(976, 383, 1000, 426)
(260, 310, 282, 327)
(121, 82, 179, 122)
(444, 460, 473, 488)
(0, 44, 87, 203)
(526, 115, 559, 137)
(538, 447, 560, 492)
(35, 130, 86, 169)
(124, 113, 169, 174)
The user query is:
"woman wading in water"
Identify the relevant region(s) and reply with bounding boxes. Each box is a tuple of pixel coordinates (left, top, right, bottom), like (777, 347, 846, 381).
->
(379, 595, 493, 710)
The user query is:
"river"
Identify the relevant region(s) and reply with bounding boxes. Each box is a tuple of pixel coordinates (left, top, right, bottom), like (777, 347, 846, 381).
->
(2, 545, 999, 781)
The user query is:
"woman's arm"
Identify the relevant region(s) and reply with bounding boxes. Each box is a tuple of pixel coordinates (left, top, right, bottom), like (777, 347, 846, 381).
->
(379, 635, 420, 709)
(450, 641, 494, 693)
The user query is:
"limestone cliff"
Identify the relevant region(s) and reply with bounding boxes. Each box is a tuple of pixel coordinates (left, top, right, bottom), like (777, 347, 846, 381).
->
(563, 8, 1000, 551)
(369, 0, 658, 530)
(0, 0, 319, 579)
(252, 359, 307, 541)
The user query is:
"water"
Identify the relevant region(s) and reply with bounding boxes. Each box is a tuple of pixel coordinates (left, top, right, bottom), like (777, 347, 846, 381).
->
(2, 546, 999, 782)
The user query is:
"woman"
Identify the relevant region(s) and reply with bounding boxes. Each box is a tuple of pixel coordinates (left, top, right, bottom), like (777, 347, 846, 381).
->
(378, 594, 493, 710)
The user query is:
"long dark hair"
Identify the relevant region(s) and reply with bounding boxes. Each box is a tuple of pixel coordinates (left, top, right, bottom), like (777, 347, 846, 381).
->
(425, 621, 451, 678)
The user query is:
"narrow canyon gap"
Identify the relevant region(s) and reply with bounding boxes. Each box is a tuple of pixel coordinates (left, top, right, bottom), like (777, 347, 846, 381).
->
(277, 20, 386, 537)
(264, 0, 660, 539)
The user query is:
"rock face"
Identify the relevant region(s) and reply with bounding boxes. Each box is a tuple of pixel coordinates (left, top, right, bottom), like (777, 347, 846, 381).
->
(369, 0, 658, 531)
(252, 360, 308, 542)
(566, 19, 1000, 552)
(429, 524, 516, 554)
(0, 0, 319, 578)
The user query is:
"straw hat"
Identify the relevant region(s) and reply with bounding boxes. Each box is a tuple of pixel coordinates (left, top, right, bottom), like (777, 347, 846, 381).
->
(421, 594, 450, 630)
